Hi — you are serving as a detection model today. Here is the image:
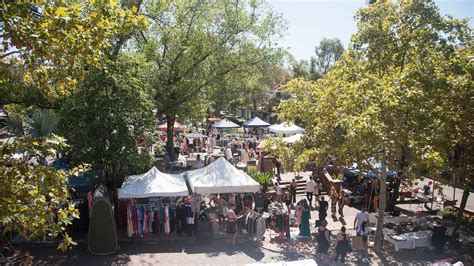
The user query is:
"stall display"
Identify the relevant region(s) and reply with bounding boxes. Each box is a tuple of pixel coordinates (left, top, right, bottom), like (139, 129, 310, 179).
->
(385, 231, 432, 251)
(268, 202, 290, 240)
(243, 210, 266, 241)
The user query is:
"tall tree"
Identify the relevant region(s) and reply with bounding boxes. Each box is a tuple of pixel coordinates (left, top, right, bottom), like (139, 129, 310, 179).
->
(59, 54, 156, 189)
(310, 38, 344, 77)
(277, 0, 472, 252)
(138, 0, 285, 160)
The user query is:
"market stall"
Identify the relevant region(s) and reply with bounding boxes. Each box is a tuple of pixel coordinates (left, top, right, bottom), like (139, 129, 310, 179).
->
(186, 157, 260, 194)
(268, 122, 304, 135)
(118, 167, 198, 238)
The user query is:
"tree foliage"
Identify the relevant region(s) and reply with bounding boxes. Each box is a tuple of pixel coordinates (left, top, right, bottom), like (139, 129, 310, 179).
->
(138, 0, 285, 160)
(59, 54, 156, 188)
(0, 0, 148, 105)
(0, 136, 83, 251)
(277, 0, 472, 251)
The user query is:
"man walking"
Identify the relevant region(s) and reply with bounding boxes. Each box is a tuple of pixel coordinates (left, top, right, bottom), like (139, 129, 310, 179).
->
(318, 196, 328, 222)
(353, 207, 369, 231)
(305, 176, 315, 207)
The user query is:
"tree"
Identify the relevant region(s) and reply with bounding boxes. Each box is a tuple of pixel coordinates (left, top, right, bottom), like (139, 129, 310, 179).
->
(0, 136, 82, 251)
(0, 1, 148, 106)
(138, 0, 285, 160)
(277, 0, 472, 252)
(59, 54, 156, 189)
(310, 38, 344, 77)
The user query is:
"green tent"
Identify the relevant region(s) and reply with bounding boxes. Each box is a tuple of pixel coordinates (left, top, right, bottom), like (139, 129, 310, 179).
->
(88, 197, 118, 255)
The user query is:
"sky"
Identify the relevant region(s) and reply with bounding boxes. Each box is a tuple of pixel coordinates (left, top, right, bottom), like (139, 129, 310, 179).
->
(267, 0, 474, 61)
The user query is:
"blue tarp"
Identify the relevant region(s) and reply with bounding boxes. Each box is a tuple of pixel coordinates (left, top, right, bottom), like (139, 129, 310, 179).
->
(52, 159, 99, 192)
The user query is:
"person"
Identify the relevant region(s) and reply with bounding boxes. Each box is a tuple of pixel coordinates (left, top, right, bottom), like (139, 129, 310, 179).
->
(283, 189, 292, 213)
(314, 179, 323, 202)
(241, 145, 249, 163)
(432, 220, 447, 254)
(316, 220, 331, 259)
(305, 177, 315, 207)
(274, 157, 282, 176)
(334, 226, 351, 263)
(228, 193, 236, 206)
(330, 186, 339, 216)
(318, 196, 328, 222)
(196, 154, 204, 168)
(372, 193, 379, 212)
(353, 207, 369, 231)
(242, 193, 253, 210)
(356, 220, 369, 259)
(289, 179, 297, 205)
(226, 203, 243, 246)
(274, 182, 283, 201)
(216, 195, 228, 231)
(423, 181, 432, 196)
(225, 144, 233, 164)
(338, 191, 347, 218)
(295, 202, 302, 226)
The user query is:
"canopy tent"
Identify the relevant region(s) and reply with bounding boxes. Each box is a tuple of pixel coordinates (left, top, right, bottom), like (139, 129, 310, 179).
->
(157, 121, 186, 131)
(269, 122, 304, 135)
(283, 133, 303, 144)
(243, 116, 271, 128)
(186, 132, 207, 138)
(211, 119, 240, 129)
(186, 157, 260, 194)
(118, 167, 189, 198)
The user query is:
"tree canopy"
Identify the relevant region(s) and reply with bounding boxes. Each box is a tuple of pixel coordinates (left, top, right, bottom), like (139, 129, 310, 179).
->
(137, 0, 285, 160)
(275, 0, 472, 251)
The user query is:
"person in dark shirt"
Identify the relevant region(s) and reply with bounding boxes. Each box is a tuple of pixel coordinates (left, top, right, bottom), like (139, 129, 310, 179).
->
(432, 220, 447, 254)
(318, 196, 329, 222)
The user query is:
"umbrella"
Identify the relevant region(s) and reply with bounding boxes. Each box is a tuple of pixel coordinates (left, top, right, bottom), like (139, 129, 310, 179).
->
(283, 133, 302, 143)
(157, 121, 185, 131)
(243, 116, 271, 128)
(211, 119, 240, 129)
(186, 132, 207, 138)
(269, 122, 304, 134)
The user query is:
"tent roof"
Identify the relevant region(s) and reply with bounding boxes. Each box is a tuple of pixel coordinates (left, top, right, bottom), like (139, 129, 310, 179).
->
(211, 119, 240, 129)
(186, 157, 260, 194)
(243, 117, 270, 128)
(269, 122, 304, 134)
(158, 121, 185, 131)
(186, 132, 207, 138)
(118, 167, 189, 198)
(283, 133, 302, 144)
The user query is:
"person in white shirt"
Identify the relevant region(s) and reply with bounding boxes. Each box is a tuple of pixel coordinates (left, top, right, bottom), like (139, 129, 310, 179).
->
(305, 177, 315, 207)
(225, 145, 233, 164)
(353, 207, 369, 230)
(275, 182, 283, 201)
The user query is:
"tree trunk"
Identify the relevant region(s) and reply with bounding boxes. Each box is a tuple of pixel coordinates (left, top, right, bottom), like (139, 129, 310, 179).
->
(165, 113, 177, 161)
(374, 143, 387, 252)
(452, 184, 470, 235)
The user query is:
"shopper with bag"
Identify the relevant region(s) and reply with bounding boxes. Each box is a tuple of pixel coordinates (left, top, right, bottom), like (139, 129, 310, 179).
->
(334, 226, 351, 263)
(226, 203, 243, 246)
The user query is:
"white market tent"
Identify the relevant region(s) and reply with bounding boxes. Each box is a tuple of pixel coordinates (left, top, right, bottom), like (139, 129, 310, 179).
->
(269, 122, 304, 135)
(186, 157, 260, 194)
(243, 116, 271, 128)
(211, 119, 240, 129)
(118, 167, 189, 198)
(283, 133, 303, 144)
(186, 132, 207, 138)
